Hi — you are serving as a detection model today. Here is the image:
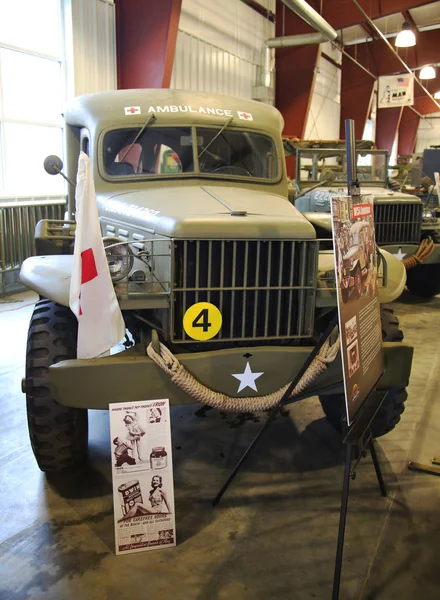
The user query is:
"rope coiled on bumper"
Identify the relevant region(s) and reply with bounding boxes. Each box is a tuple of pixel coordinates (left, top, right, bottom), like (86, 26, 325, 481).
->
(402, 237, 435, 270)
(147, 336, 340, 412)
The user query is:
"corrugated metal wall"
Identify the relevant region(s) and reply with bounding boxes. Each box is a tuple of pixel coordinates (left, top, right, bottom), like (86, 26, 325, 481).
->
(171, 0, 275, 99)
(415, 115, 440, 154)
(171, 32, 257, 98)
(65, 0, 116, 98)
(304, 43, 342, 140)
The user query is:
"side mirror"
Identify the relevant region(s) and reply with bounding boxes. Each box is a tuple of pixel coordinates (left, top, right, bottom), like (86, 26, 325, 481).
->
(44, 155, 75, 188)
(44, 155, 64, 175)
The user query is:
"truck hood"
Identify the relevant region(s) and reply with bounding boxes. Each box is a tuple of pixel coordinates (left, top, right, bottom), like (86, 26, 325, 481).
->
(98, 184, 316, 239)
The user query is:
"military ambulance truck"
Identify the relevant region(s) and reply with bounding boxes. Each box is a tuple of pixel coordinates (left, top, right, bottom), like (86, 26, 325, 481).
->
(20, 90, 413, 472)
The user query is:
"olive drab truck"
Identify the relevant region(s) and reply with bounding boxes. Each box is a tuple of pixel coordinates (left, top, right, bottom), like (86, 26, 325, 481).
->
(20, 90, 413, 472)
(290, 144, 440, 298)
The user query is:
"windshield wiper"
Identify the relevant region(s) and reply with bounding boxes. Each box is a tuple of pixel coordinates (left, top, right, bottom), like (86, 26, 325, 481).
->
(119, 112, 157, 163)
(198, 116, 234, 160)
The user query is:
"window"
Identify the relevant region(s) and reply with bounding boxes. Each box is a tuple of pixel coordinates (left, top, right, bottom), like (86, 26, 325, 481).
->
(0, 0, 64, 197)
(197, 128, 279, 179)
(102, 126, 279, 181)
(102, 127, 193, 177)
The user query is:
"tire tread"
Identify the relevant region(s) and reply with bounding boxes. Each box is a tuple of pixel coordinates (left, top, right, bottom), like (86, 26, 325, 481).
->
(26, 300, 88, 472)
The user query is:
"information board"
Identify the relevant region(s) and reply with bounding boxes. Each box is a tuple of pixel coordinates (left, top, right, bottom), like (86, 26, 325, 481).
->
(331, 194, 384, 425)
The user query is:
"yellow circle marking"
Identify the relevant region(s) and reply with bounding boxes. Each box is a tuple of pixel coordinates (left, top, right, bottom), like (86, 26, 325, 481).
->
(183, 302, 222, 341)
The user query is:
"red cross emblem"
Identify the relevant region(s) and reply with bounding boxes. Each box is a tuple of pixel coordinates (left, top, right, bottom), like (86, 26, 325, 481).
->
(237, 111, 253, 121)
(125, 106, 141, 115)
(78, 248, 98, 315)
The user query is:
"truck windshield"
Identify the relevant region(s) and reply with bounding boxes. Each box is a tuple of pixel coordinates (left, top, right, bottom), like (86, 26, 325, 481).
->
(102, 126, 279, 180)
(196, 128, 278, 178)
(297, 150, 387, 185)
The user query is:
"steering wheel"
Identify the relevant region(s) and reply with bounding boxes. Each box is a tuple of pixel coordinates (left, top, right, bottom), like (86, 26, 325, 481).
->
(212, 165, 251, 176)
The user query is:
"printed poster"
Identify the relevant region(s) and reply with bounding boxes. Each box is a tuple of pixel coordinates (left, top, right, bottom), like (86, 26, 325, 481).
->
(378, 74, 414, 108)
(331, 194, 384, 425)
(110, 399, 176, 555)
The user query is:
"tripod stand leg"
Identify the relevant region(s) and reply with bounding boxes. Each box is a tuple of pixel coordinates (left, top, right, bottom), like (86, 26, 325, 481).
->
(332, 443, 354, 600)
(369, 438, 387, 497)
(212, 407, 279, 507)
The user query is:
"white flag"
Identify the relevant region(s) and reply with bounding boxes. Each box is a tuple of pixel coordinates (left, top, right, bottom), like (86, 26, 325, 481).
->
(69, 152, 126, 359)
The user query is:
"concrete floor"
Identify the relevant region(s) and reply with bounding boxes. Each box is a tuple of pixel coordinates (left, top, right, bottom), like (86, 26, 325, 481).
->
(1, 290, 440, 600)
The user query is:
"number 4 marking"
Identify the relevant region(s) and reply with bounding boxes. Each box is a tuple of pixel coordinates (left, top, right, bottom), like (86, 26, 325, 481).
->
(192, 308, 212, 332)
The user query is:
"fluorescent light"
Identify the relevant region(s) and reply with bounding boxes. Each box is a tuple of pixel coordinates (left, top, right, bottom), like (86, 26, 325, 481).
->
(434, 91, 440, 100)
(420, 66, 436, 79)
(395, 22, 416, 47)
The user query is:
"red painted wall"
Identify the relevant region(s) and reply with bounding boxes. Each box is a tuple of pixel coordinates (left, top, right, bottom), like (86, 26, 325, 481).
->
(275, 0, 321, 137)
(398, 107, 420, 155)
(376, 107, 403, 154)
(115, 0, 182, 90)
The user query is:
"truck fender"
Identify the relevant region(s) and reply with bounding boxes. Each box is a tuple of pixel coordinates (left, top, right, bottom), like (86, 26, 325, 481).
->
(20, 255, 73, 307)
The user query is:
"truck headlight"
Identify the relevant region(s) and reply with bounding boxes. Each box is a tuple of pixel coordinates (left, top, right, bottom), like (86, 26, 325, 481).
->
(103, 237, 134, 281)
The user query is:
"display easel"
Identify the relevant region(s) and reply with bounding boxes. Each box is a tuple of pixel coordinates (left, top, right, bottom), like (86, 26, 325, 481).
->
(331, 381, 388, 599)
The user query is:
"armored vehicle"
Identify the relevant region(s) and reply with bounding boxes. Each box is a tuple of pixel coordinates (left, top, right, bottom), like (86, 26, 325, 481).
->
(291, 145, 440, 298)
(20, 90, 413, 472)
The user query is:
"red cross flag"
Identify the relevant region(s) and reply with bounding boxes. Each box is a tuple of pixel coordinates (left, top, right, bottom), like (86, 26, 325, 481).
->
(124, 106, 141, 115)
(69, 152, 125, 358)
(237, 111, 253, 121)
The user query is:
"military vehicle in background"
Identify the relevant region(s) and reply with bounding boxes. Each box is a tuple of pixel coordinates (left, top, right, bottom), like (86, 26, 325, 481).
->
(20, 90, 413, 472)
(288, 142, 440, 298)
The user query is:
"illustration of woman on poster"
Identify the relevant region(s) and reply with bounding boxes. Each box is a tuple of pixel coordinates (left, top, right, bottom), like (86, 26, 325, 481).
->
(120, 475, 171, 519)
(148, 475, 171, 513)
(123, 411, 145, 461)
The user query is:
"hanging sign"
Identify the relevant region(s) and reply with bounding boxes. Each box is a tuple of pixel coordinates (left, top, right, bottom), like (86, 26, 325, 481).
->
(378, 74, 414, 108)
(331, 194, 385, 425)
(110, 399, 176, 555)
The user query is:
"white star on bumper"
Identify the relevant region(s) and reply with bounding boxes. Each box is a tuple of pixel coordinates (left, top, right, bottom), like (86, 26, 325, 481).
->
(232, 362, 264, 393)
(393, 248, 407, 261)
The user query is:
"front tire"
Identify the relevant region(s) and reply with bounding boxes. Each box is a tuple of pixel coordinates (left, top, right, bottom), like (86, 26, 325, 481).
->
(406, 263, 440, 298)
(319, 305, 407, 438)
(25, 299, 88, 472)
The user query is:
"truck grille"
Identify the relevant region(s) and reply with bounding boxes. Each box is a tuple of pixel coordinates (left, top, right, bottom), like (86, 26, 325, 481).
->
(171, 239, 318, 343)
(374, 203, 422, 245)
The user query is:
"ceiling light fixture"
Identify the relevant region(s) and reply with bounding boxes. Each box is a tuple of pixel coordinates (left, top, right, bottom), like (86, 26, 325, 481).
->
(420, 65, 436, 79)
(395, 21, 416, 47)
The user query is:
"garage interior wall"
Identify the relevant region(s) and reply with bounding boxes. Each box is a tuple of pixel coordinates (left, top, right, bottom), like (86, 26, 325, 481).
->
(0, 0, 116, 294)
(415, 114, 440, 154)
(171, 0, 275, 99)
(303, 42, 342, 141)
(64, 0, 117, 97)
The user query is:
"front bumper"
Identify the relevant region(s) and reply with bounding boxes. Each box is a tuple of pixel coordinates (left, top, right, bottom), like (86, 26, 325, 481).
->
(49, 341, 413, 410)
